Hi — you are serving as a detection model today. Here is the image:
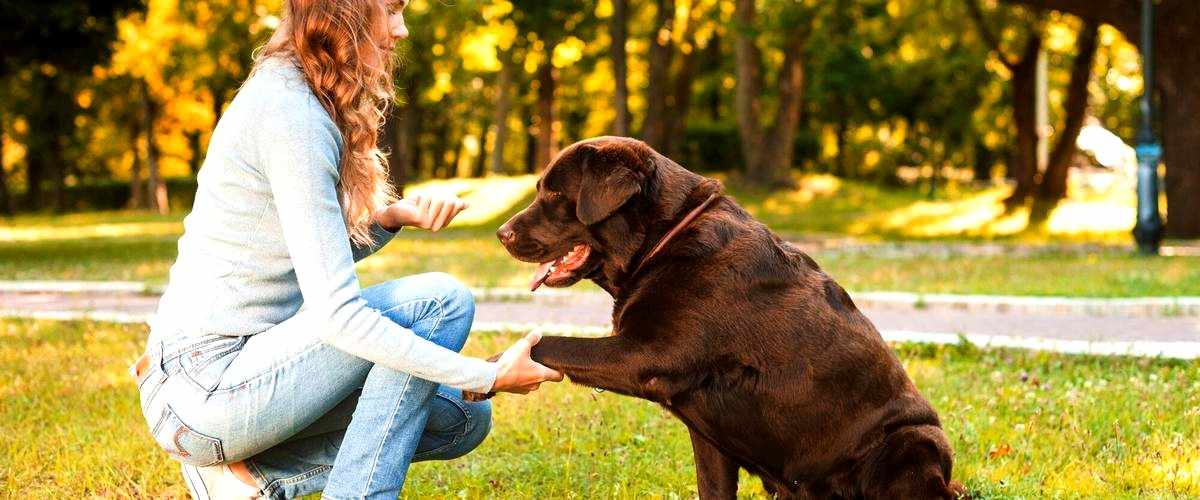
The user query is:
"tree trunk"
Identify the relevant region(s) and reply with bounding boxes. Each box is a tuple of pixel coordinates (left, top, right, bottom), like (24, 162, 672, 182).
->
(733, 0, 766, 180)
(1159, 4, 1200, 237)
(642, 0, 675, 150)
(534, 47, 558, 171)
(489, 49, 514, 175)
(141, 80, 168, 214)
(128, 114, 146, 209)
(609, 0, 631, 136)
(187, 130, 203, 176)
(1007, 33, 1042, 206)
(705, 32, 722, 122)
(733, 0, 809, 187)
(474, 116, 490, 178)
(393, 81, 423, 195)
(664, 22, 701, 160)
(0, 112, 11, 216)
(1000, 0, 1200, 237)
(524, 99, 538, 174)
(1037, 20, 1098, 202)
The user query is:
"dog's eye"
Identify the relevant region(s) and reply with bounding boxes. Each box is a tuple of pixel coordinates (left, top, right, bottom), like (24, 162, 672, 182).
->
(544, 191, 563, 202)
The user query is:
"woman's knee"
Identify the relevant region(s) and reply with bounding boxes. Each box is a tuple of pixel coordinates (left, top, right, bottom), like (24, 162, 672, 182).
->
(461, 399, 492, 452)
(443, 399, 491, 460)
(410, 272, 474, 352)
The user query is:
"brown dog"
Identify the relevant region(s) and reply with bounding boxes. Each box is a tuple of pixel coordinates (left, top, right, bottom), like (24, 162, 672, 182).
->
(485, 136, 964, 499)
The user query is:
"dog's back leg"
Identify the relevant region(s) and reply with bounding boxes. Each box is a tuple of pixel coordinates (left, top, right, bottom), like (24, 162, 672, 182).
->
(859, 425, 962, 499)
(689, 429, 739, 500)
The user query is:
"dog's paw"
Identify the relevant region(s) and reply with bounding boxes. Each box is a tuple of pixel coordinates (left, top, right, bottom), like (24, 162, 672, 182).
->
(462, 390, 497, 402)
(462, 352, 505, 402)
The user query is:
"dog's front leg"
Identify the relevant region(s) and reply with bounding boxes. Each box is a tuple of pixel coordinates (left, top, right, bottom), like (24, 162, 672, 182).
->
(689, 429, 739, 500)
(531, 335, 682, 400)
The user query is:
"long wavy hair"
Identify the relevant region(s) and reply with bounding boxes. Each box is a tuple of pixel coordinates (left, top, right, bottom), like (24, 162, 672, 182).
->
(255, 0, 398, 247)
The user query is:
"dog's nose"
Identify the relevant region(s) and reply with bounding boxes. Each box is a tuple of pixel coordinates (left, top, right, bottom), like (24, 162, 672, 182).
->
(497, 226, 516, 245)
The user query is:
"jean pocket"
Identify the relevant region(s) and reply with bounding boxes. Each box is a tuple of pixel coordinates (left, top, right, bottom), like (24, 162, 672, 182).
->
(150, 403, 225, 467)
(178, 336, 245, 392)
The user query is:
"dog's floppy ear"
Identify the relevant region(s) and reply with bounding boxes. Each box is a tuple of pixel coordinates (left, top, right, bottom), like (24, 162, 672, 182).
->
(576, 142, 648, 225)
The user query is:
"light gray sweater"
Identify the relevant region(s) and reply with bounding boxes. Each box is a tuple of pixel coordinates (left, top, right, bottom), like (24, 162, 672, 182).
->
(148, 55, 497, 393)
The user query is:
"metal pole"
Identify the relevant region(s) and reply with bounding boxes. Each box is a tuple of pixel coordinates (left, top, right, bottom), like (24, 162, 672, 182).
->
(1133, 0, 1163, 254)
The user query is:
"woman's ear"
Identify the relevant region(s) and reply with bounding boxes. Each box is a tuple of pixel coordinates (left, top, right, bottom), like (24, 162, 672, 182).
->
(575, 141, 651, 225)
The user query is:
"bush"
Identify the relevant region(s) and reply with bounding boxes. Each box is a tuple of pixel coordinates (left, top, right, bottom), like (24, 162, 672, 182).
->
(56, 178, 197, 212)
(681, 122, 820, 173)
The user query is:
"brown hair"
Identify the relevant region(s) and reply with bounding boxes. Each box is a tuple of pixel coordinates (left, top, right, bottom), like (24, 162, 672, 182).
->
(255, 0, 397, 246)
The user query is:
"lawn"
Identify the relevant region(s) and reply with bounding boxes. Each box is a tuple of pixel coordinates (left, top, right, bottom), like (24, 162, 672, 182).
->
(2, 174, 1197, 297)
(1, 319, 1197, 498)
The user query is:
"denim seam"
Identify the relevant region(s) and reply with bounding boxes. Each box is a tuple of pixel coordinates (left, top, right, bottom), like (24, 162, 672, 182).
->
(360, 296, 444, 497)
(411, 392, 472, 460)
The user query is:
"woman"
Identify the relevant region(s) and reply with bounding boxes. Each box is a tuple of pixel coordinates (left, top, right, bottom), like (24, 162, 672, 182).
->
(130, 0, 562, 498)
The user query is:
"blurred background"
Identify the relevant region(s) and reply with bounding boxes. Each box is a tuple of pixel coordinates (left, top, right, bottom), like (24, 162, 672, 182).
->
(0, 0, 1194, 243)
(2, 1, 1198, 497)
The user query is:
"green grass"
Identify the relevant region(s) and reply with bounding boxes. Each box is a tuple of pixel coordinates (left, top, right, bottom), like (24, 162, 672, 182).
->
(2, 319, 1198, 497)
(1, 174, 1196, 297)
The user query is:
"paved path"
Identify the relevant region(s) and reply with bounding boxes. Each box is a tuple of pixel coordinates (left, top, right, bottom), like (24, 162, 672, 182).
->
(3, 287, 1197, 358)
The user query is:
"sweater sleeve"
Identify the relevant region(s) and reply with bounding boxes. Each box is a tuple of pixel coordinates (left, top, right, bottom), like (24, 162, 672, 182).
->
(257, 96, 497, 393)
(350, 220, 398, 262)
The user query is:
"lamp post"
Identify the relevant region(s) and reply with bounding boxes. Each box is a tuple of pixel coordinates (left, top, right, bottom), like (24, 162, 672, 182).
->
(1132, 0, 1163, 254)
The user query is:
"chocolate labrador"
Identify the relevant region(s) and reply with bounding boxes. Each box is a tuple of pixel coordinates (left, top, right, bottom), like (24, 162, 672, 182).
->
(481, 136, 964, 499)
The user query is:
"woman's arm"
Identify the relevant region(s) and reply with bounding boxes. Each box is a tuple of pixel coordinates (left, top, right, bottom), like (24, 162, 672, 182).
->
(258, 97, 498, 393)
(349, 220, 398, 262)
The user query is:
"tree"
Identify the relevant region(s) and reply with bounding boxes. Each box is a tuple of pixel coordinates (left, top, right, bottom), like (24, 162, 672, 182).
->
(510, 0, 591, 171)
(1000, 0, 1200, 237)
(1037, 20, 1099, 204)
(0, 0, 144, 211)
(966, 0, 1045, 205)
(733, 0, 813, 187)
(609, 0, 631, 136)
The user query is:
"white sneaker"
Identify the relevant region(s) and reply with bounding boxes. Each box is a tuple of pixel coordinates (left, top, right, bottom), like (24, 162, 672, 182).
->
(180, 462, 262, 499)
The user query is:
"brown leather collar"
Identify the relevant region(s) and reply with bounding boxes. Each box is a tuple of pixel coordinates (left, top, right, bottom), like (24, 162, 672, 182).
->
(628, 191, 721, 279)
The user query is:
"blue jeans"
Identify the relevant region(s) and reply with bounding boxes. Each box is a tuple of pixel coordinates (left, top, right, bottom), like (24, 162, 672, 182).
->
(135, 273, 492, 499)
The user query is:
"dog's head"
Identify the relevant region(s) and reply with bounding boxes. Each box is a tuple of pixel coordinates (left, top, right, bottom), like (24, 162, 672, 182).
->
(497, 136, 708, 292)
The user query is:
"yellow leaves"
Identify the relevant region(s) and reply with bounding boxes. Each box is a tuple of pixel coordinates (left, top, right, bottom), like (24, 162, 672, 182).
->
(552, 37, 586, 69)
(481, 0, 514, 22)
(1043, 19, 1076, 53)
(595, 0, 613, 18)
(898, 38, 918, 62)
(76, 90, 94, 110)
(425, 70, 454, 103)
(987, 442, 1013, 460)
(886, 0, 900, 17)
(459, 23, 518, 72)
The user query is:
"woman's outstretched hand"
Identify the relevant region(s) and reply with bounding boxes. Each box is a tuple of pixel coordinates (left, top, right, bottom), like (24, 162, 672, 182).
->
(491, 330, 564, 394)
(378, 193, 468, 232)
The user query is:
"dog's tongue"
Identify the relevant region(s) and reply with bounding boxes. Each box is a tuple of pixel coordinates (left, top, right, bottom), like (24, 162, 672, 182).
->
(530, 261, 556, 292)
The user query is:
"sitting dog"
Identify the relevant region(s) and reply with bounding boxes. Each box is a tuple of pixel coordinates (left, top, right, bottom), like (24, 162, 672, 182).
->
(480, 136, 964, 499)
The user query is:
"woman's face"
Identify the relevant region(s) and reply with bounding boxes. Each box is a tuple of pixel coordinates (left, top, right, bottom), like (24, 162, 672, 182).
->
(380, 0, 409, 51)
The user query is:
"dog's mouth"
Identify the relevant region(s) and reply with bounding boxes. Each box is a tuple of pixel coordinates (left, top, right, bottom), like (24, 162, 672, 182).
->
(529, 243, 592, 291)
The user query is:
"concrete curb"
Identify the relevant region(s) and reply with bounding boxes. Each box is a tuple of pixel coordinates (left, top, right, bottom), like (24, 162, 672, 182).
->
(2, 281, 1198, 317)
(851, 292, 1200, 317)
(3, 308, 1196, 360)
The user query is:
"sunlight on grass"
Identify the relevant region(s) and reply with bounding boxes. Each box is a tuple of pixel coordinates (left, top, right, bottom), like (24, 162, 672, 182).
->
(403, 175, 537, 228)
(0, 220, 183, 243)
(850, 183, 1135, 240)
